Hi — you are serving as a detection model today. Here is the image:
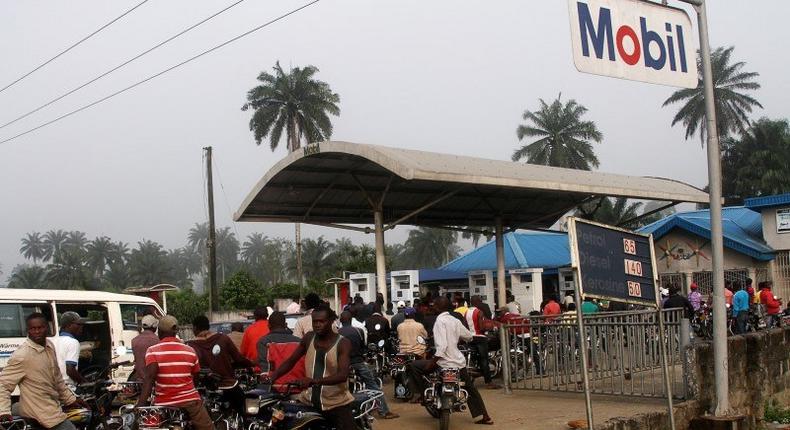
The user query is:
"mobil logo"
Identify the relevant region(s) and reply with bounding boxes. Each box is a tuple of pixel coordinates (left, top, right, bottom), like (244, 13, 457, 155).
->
(567, 0, 698, 88)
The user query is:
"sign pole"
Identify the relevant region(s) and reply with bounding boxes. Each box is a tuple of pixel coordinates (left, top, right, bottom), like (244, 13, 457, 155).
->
(568, 218, 594, 430)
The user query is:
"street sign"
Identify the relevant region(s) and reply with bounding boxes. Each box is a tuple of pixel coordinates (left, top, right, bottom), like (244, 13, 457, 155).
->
(567, 0, 698, 88)
(568, 217, 658, 306)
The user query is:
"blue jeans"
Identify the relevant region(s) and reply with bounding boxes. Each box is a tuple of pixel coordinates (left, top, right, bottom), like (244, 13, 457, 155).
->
(351, 362, 390, 414)
(50, 420, 77, 430)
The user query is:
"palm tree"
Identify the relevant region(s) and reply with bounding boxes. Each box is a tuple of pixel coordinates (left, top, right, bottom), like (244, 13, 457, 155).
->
(512, 95, 603, 170)
(242, 61, 341, 291)
(242, 62, 340, 152)
(405, 227, 461, 268)
(9, 265, 48, 289)
(726, 118, 790, 198)
(461, 229, 493, 248)
(128, 240, 171, 287)
(300, 236, 335, 281)
(577, 197, 644, 228)
(64, 231, 88, 253)
(109, 241, 130, 265)
(216, 227, 240, 284)
(86, 236, 113, 277)
(103, 261, 131, 291)
(47, 249, 89, 290)
(663, 46, 762, 145)
(43, 229, 69, 261)
(20, 232, 46, 263)
(242, 233, 269, 265)
(187, 222, 209, 255)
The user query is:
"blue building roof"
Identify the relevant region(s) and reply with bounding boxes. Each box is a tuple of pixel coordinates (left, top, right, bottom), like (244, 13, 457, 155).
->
(440, 231, 571, 273)
(638, 207, 774, 261)
(744, 193, 790, 211)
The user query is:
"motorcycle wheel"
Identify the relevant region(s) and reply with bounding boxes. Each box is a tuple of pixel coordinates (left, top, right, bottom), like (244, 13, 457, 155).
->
(424, 403, 440, 419)
(439, 409, 451, 430)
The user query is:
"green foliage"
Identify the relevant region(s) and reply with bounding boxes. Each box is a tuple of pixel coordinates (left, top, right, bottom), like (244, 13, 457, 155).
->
(764, 399, 790, 424)
(403, 227, 461, 269)
(167, 288, 209, 326)
(513, 95, 602, 170)
(721, 118, 790, 202)
(220, 271, 265, 310)
(663, 46, 762, 144)
(242, 62, 340, 152)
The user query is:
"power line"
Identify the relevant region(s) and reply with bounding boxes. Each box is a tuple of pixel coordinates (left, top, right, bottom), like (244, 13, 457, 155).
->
(0, 0, 248, 131)
(0, 0, 321, 146)
(0, 0, 151, 95)
(211, 152, 241, 240)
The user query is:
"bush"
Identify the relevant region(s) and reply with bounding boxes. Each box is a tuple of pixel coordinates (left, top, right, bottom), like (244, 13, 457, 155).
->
(765, 399, 790, 424)
(220, 271, 265, 310)
(167, 288, 208, 325)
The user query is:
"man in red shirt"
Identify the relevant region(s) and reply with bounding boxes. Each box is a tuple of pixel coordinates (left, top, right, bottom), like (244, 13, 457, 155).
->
(240, 307, 270, 361)
(542, 296, 561, 322)
(759, 281, 783, 327)
(136, 315, 212, 430)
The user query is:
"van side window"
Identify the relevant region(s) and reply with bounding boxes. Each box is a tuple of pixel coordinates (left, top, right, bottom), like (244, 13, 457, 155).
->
(0, 303, 55, 337)
(120, 304, 161, 331)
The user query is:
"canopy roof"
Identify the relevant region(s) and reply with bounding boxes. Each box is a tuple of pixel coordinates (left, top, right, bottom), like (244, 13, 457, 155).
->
(235, 141, 709, 228)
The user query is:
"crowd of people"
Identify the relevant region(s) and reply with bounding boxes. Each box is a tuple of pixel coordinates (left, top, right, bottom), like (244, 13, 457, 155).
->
(0, 280, 784, 430)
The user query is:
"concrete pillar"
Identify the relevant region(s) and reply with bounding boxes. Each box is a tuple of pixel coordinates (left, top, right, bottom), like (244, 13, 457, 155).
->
(495, 217, 507, 310)
(684, 271, 694, 295)
(374, 210, 388, 304)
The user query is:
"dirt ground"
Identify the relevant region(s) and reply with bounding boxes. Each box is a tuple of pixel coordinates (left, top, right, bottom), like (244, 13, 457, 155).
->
(374, 381, 666, 430)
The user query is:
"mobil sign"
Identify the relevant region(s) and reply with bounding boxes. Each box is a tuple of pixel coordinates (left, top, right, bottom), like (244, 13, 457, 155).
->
(568, 0, 698, 88)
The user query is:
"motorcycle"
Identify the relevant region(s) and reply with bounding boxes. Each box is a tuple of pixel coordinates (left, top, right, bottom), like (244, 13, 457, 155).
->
(242, 383, 382, 430)
(363, 338, 388, 385)
(422, 368, 468, 430)
(197, 370, 244, 430)
(389, 353, 416, 401)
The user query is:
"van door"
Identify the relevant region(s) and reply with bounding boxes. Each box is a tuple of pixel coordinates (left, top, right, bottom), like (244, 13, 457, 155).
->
(0, 301, 55, 370)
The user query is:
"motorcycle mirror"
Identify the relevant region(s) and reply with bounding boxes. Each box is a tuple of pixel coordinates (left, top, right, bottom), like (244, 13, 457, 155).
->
(378, 339, 385, 348)
(374, 324, 382, 331)
(416, 336, 426, 345)
(114, 346, 128, 356)
(212, 344, 221, 356)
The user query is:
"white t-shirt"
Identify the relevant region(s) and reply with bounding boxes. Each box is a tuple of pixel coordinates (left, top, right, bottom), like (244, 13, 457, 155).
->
(53, 333, 80, 387)
(562, 295, 575, 307)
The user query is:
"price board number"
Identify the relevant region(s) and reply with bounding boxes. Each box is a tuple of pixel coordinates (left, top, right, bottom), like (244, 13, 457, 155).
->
(623, 238, 637, 255)
(624, 259, 643, 277)
(627, 281, 642, 297)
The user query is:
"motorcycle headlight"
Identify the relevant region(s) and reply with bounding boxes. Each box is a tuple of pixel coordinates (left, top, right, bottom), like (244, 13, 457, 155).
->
(245, 398, 260, 415)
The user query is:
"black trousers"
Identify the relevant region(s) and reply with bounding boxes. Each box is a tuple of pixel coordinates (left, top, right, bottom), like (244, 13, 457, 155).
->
(407, 360, 489, 421)
(322, 403, 356, 429)
(470, 337, 492, 383)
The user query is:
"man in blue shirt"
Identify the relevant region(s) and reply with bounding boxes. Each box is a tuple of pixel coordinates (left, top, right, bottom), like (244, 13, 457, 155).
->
(732, 282, 750, 334)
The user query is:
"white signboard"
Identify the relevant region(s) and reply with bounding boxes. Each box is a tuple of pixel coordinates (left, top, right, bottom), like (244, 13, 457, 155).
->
(777, 208, 790, 233)
(568, 0, 698, 88)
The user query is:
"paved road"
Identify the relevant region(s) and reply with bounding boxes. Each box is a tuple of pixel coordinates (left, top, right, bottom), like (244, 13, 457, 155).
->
(374, 380, 665, 430)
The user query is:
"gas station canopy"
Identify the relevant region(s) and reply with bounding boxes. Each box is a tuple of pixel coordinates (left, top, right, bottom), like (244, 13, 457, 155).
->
(234, 141, 708, 228)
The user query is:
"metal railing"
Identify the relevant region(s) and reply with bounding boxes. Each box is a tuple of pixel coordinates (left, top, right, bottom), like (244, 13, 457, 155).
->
(501, 308, 686, 399)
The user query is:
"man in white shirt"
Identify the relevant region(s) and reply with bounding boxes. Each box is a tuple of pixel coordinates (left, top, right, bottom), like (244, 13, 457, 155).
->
(53, 311, 87, 389)
(407, 297, 493, 425)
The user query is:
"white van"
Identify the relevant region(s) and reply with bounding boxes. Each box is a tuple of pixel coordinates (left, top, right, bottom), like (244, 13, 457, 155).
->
(0, 289, 164, 381)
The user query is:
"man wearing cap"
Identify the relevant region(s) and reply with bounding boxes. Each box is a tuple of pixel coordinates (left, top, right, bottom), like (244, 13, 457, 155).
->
(397, 307, 428, 358)
(136, 315, 212, 430)
(132, 315, 160, 381)
(53, 311, 87, 388)
(688, 283, 702, 311)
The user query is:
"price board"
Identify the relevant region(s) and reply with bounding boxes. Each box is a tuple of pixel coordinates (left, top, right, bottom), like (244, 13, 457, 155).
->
(568, 217, 659, 307)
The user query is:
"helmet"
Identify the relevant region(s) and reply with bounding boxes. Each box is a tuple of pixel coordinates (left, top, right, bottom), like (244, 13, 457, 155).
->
(690, 283, 698, 290)
(396, 301, 406, 309)
(65, 408, 92, 424)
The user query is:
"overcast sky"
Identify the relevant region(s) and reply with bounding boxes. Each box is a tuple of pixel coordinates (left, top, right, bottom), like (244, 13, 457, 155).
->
(1, 0, 788, 284)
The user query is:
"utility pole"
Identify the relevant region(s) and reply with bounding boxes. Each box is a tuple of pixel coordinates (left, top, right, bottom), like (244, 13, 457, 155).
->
(296, 223, 304, 299)
(677, 0, 729, 415)
(204, 146, 218, 319)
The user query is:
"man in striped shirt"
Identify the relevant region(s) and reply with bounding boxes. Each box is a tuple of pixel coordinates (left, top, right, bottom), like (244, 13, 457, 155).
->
(135, 315, 212, 430)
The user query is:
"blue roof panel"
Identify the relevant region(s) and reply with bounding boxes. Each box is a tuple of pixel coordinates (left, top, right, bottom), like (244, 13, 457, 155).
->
(744, 193, 790, 211)
(638, 207, 774, 261)
(440, 231, 570, 272)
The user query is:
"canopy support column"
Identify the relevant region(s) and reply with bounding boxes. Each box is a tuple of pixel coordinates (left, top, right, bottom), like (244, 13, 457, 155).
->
(495, 217, 506, 309)
(375, 210, 388, 305)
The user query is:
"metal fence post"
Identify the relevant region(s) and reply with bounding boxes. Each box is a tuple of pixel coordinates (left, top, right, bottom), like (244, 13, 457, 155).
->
(680, 317, 691, 399)
(500, 325, 512, 394)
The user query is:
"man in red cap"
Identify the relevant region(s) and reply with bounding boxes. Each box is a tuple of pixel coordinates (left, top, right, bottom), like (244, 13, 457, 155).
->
(688, 283, 702, 311)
